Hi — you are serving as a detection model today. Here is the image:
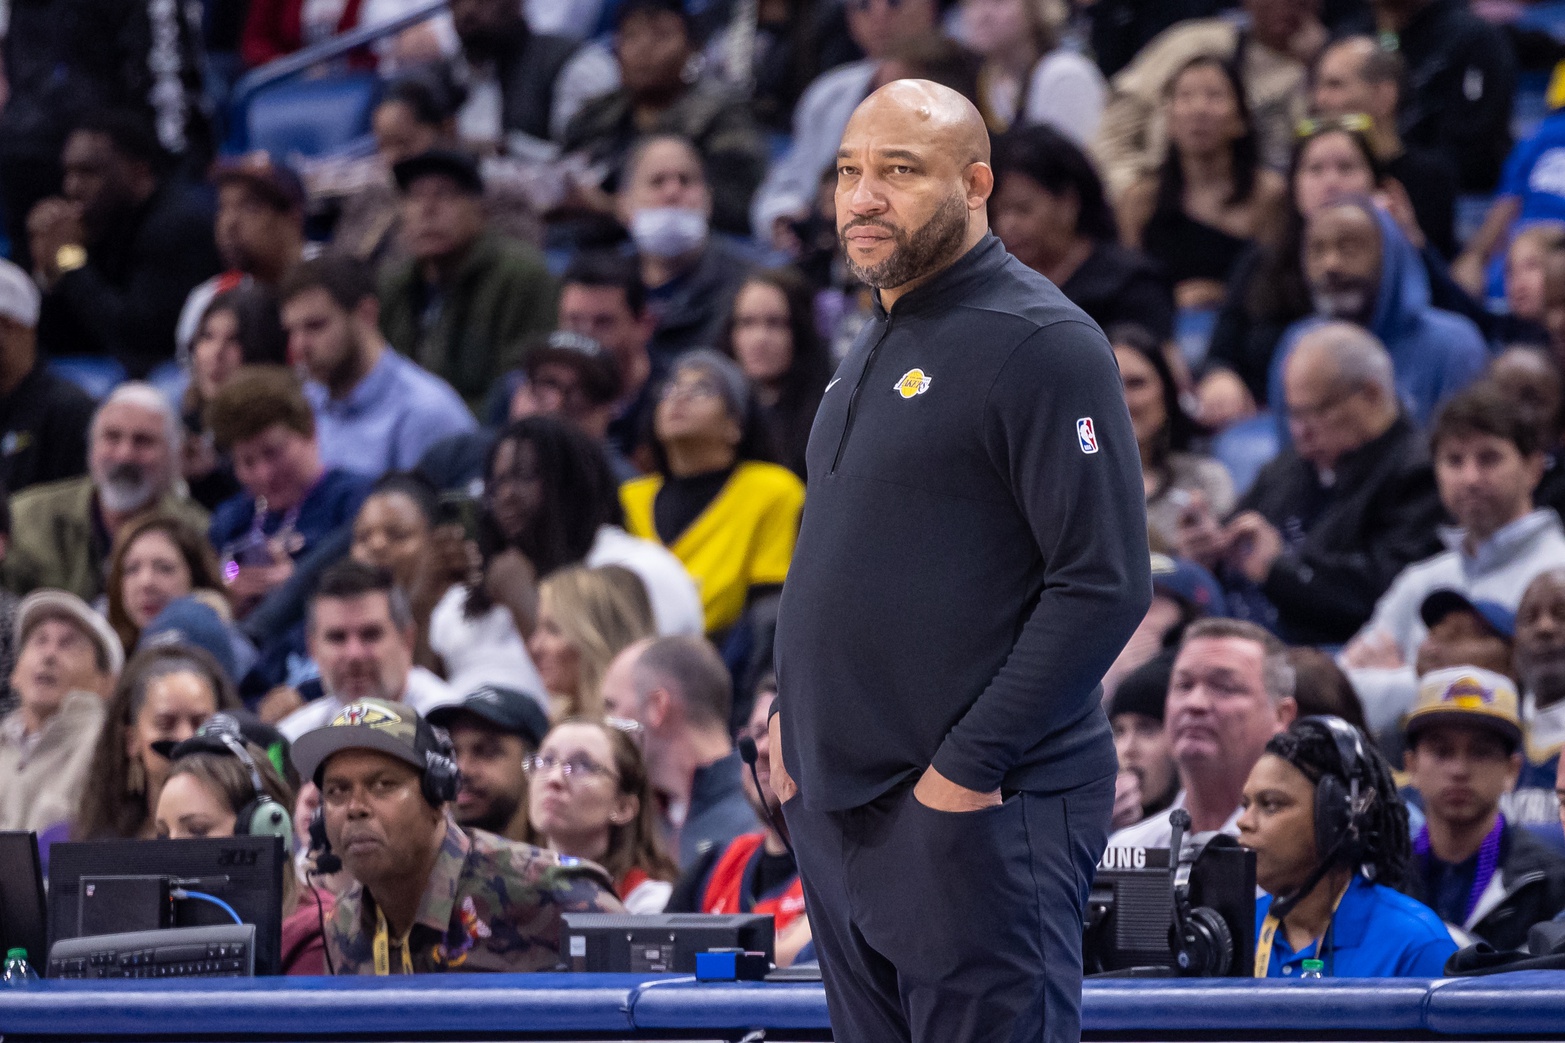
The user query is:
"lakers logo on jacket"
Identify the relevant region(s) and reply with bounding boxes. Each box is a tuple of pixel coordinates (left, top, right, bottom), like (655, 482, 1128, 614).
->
(895, 369, 932, 399)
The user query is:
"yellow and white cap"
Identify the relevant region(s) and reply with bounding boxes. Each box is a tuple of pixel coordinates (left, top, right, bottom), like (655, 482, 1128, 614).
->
(1406, 666, 1522, 749)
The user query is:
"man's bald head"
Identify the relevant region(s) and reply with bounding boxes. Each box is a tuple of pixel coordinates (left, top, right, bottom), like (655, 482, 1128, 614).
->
(850, 79, 990, 166)
(835, 79, 993, 305)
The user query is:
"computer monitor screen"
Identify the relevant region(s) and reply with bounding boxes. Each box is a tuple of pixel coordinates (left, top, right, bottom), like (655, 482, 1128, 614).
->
(0, 832, 47, 969)
(47, 836, 285, 975)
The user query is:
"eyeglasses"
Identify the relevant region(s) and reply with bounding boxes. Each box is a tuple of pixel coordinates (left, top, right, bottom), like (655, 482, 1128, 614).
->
(523, 753, 618, 782)
(658, 378, 725, 404)
(1295, 113, 1375, 139)
(1285, 387, 1355, 426)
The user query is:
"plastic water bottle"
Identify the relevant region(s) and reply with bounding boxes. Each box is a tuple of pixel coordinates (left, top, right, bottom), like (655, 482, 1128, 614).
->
(1300, 958, 1324, 980)
(3, 948, 38, 985)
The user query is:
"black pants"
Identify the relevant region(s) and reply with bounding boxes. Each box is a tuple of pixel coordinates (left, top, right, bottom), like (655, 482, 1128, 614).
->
(784, 772, 1114, 1043)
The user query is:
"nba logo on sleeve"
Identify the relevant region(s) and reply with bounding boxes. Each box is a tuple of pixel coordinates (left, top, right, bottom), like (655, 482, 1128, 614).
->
(1077, 417, 1099, 454)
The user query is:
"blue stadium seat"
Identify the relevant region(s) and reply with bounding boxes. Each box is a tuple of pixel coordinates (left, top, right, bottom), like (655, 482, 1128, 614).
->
(1175, 307, 1218, 370)
(1211, 412, 1280, 498)
(1514, 70, 1552, 142)
(47, 357, 126, 401)
(234, 72, 382, 158)
(1515, 2, 1565, 40)
(145, 360, 189, 406)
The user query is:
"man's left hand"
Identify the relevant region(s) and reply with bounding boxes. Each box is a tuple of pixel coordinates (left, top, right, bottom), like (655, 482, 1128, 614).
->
(1224, 511, 1284, 584)
(913, 765, 1001, 812)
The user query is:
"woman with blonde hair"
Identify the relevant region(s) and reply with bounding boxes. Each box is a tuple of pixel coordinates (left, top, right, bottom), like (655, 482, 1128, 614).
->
(528, 565, 656, 721)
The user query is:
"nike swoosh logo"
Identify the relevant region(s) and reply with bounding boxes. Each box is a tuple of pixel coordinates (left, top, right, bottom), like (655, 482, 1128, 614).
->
(826, 377, 842, 393)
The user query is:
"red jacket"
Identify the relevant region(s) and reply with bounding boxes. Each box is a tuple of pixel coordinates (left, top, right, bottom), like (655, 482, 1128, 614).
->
(241, 0, 366, 68)
(700, 832, 805, 931)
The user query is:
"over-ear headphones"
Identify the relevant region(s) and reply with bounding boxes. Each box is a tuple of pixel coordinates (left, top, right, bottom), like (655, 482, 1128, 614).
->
(308, 803, 341, 874)
(1297, 715, 1375, 872)
(420, 722, 461, 808)
(175, 714, 295, 854)
(1168, 809, 1239, 976)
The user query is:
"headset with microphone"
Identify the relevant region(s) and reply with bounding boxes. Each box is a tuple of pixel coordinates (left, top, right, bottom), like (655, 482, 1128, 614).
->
(165, 714, 294, 854)
(738, 736, 795, 860)
(1167, 808, 1237, 976)
(1267, 714, 1376, 922)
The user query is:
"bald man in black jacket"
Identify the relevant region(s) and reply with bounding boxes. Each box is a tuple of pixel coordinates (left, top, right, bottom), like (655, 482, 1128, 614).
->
(770, 80, 1150, 1043)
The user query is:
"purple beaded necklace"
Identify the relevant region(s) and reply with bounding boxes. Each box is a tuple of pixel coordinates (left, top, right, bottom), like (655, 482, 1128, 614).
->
(1415, 814, 1505, 923)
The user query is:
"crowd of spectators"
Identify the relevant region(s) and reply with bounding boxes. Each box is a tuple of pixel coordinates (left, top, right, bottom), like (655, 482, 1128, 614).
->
(5, 0, 1565, 980)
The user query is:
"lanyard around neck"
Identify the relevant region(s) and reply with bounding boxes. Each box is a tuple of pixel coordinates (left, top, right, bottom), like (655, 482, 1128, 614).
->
(373, 906, 415, 975)
(1254, 880, 1350, 977)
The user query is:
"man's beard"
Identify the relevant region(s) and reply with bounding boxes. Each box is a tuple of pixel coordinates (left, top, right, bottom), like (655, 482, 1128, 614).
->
(326, 668, 393, 704)
(840, 191, 969, 291)
(96, 462, 157, 513)
(459, 790, 521, 835)
(1310, 279, 1376, 323)
(320, 329, 363, 392)
(1523, 656, 1565, 709)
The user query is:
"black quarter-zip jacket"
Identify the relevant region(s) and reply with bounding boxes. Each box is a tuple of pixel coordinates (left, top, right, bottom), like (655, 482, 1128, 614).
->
(774, 233, 1152, 813)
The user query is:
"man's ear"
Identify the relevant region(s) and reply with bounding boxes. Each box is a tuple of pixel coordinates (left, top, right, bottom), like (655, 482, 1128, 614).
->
(644, 686, 672, 730)
(1526, 451, 1549, 495)
(353, 294, 381, 335)
(1276, 697, 1298, 729)
(966, 162, 995, 209)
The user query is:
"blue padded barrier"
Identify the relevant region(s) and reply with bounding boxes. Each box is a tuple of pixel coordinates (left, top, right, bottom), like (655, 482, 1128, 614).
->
(1425, 970, 1565, 1035)
(9, 973, 1565, 1038)
(627, 976, 831, 1030)
(0, 973, 650, 1037)
(1081, 977, 1435, 1034)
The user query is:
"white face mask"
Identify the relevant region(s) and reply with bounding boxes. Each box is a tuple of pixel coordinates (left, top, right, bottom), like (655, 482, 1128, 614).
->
(629, 207, 708, 259)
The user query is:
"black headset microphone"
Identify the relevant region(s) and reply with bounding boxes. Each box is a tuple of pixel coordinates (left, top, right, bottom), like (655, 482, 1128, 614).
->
(1166, 808, 1235, 976)
(737, 736, 796, 860)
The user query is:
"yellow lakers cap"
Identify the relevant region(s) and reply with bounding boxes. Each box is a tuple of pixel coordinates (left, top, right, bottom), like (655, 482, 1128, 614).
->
(1406, 666, 1522, 749)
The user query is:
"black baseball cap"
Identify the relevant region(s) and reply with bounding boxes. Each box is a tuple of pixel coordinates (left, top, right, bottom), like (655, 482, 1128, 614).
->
(392, 148, 484, 195)
(525, 331, 624, 406)
(427, 686, 550, 748)
(1419, 588, 1516, 640)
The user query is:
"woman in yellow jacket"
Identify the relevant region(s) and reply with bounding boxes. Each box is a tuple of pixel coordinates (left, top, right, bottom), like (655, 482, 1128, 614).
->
(620, 350, 805, 639)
